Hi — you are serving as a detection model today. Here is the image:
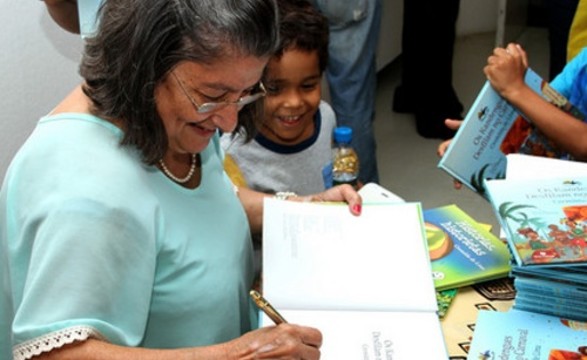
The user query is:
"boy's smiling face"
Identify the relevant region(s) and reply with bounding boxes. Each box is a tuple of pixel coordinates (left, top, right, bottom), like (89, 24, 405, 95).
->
(259, 48, 322, 145)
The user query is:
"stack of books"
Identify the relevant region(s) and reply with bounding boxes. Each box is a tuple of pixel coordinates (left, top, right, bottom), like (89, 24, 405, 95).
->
(484, 175, 587, 322)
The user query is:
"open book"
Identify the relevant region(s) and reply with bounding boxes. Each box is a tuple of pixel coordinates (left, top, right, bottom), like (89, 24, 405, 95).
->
(260, 198, 448, 359)
(438, 68, 584, 198)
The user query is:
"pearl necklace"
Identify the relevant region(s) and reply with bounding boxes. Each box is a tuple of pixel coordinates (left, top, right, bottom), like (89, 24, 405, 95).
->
(159, 153, 198, 183)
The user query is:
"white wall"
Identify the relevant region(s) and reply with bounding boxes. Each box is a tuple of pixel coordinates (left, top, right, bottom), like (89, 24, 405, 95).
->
(0, 0, 83, 181)
(0, 0, 500, 181)
(457, 0, 499, 37)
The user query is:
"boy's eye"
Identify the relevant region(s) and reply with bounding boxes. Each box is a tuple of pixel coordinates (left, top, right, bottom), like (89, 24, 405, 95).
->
(302, 82, 319, 90)
(264, 84, 281, 95)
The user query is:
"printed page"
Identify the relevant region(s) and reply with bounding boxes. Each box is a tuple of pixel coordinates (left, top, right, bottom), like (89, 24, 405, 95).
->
(262, 199, 438, 312)
(260, 310, 448, 360)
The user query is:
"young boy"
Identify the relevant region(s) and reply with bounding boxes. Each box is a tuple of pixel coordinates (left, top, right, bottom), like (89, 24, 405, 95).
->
(221, 0, 334, 195)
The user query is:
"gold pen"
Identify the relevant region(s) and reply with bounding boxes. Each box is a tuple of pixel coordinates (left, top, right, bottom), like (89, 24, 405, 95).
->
(250, 290, 288, 324)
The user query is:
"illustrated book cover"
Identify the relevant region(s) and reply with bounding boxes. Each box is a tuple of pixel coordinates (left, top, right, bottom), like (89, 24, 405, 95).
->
(423, 204, 512, 291)
(260, 198, 448, 359)
(484, 176, 587, 267)
(438, 67, 584, 198)
(467, 310, 587, 360)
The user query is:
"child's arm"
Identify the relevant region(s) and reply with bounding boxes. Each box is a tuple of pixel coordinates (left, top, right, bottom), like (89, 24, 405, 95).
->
(485, 43, 587, 161)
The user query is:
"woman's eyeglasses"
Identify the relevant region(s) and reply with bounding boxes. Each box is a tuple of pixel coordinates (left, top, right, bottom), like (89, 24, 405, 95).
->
(172, 72, 266, 114)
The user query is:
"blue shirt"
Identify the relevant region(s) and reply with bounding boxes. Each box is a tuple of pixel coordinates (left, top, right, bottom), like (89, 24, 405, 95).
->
(551, 47, 587, 117)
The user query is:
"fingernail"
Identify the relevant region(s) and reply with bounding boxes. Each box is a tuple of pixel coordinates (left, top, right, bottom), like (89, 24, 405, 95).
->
(353, 204, 362, 214)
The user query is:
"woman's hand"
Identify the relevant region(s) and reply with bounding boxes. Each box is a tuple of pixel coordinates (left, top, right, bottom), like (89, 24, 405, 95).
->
(300, 184, 362, 216)
(437, 119, 463, 190)
(226, 324, 322, 359)
(239, 183, 362, 234)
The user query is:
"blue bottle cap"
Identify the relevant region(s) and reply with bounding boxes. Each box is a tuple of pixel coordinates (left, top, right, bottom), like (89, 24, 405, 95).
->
(334, 126, 352, 143)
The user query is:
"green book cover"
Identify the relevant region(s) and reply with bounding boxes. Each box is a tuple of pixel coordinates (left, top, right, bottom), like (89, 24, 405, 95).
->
(423, 204, 512, 291)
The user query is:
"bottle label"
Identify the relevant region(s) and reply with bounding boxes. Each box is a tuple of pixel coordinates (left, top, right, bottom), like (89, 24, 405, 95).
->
(322, 162, 334, 189)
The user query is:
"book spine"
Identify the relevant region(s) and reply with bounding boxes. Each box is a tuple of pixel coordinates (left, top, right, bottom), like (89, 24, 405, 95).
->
(512, 267, 587, 286)
(512, 303, 587, 321)
(514, 277, 587, 300)
(513, 298, 587, 321)
(515, 290, 587, 308)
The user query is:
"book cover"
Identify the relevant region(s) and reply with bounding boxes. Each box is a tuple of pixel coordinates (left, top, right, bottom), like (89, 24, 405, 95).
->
(423, 204, 512, 291)
(260, 199, 448, 359)
(467, 310, 587, 360)
(484, 176, 587, 267)
(438, 68, 584, 198)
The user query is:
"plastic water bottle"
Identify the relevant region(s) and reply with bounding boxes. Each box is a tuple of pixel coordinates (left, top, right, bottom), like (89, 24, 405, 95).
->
(332, 126, 360, 188)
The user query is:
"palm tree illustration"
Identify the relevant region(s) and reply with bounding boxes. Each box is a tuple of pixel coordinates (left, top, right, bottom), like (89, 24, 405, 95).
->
(498, 201, 548, 239)
(471, 163, 505, 196)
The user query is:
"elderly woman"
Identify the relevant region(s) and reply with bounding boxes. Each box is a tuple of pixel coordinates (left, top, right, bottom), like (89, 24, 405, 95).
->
(0, 0, 361, 359)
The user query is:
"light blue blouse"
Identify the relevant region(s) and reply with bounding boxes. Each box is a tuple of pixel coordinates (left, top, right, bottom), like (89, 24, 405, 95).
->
(0, 113, 255, 359)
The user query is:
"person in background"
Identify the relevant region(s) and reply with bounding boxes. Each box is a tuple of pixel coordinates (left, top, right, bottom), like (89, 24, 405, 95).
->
(545, 0, 580, 80)
(0, 0, 362, 359)
(568, 0, 587, 62)
(308, 0, 381, 185)
(438, 43, 587, 189)
(221, 0, 333, 196)
(42, 0, 103, 38)
(43, 0, 80, 34)
(393, 0, 463, 140)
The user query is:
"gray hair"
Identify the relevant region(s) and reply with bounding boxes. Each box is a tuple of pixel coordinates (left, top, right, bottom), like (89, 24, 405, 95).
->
(80, 0, 279, 164)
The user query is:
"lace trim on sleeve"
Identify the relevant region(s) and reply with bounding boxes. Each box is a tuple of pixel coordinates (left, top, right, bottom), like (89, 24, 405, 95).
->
(13, 325, 106, 360)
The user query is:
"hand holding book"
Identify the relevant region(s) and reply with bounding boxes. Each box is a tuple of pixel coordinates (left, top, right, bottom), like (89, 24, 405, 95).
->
(437, 43, 586, 197)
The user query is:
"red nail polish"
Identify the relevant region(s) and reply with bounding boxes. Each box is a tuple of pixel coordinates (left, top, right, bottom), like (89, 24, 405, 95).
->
(353, 204, 362, 214)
